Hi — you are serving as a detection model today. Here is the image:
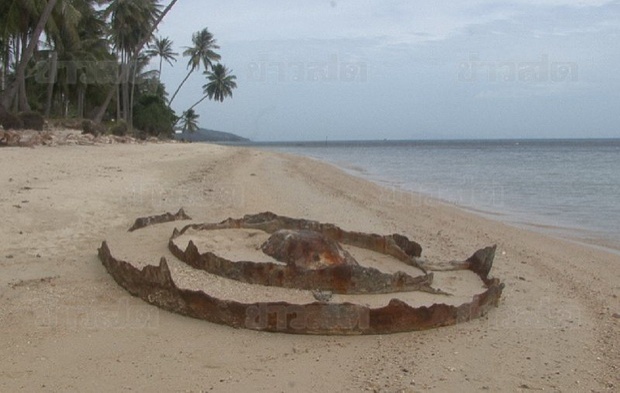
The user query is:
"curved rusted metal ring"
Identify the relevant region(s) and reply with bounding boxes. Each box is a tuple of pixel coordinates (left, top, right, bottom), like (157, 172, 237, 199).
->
(98, 210, 504, 335)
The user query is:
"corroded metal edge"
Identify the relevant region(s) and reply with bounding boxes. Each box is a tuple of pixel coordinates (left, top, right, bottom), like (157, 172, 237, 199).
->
(175, 211, 425, 269)
(168, 237, 441, 295)
(168, 212, 496, 294)
(128, 208, 191, 232)
(98, 241, 504, 335)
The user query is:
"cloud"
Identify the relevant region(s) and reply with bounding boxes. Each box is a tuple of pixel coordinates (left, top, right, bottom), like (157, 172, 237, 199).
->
(186, 1, 616, 42)
(156, 0, 620, 140)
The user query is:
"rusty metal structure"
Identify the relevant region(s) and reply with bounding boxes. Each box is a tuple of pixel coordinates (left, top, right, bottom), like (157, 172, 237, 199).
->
(98, 211, 504, 335)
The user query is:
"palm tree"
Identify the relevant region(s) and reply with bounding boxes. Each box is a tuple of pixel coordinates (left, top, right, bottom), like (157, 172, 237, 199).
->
(180, 108, 199, 132)
(94, 0, 180, 124)
(187, 64, 237, 111)
(0, 0, 59, 110)
(43, 0, 105, 117)
(146, 36, 178, 81)
(70, 1, 113, 118)
(106, 0, 161, 58)
(0, 0, 113, 116)
(168, 28, 221, 105)
(105, 0, 161, 123)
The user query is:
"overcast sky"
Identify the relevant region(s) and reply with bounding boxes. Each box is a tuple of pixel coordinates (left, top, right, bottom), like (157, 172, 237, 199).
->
(155, 0, 620, 141)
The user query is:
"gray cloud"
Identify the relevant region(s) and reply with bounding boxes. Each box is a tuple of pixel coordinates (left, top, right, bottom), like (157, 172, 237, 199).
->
(157, 0, 620, 140)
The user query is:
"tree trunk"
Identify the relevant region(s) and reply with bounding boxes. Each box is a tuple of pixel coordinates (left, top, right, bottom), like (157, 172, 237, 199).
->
(77, 84, 85, 118)
(18, 73, 30, 112)
(11, 38, 20, 112)
(17, 34, 31, 112)
(44, 51, 58, 117)
(187, 94, 208, 112)
(122, 64, 129, 122)
(116, 82, 121, 121)
(169, 69, 192, 105)
(94, 0, 180, 124)
(128, 59, 139, 131)
(1, 0, 59, 109)
(1, 45, 9, 92)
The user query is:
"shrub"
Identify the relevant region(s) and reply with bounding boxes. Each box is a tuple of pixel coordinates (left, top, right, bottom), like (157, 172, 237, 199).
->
(132, 95, 176, 137)
(1, 112, 24, 130)
(109, 120, 128, 136)
(18, 111, 44, 131)
(81, 119, 105, 136)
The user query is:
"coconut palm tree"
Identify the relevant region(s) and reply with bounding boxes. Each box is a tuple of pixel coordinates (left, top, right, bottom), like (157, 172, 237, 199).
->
(70, 1, 113, 118)
(146, 36, 178, 81)
(168, 28, 221, 105)
(0, 0, 109, 116)
(106, 0, 161, 58)
(105, 0, 161, 123)
(93, 0, 180, 124)
(180, 108, 200, 132)
(43, 0, 107, 117)
(187, 64, 237, 111)
(0, 0, 59, 110)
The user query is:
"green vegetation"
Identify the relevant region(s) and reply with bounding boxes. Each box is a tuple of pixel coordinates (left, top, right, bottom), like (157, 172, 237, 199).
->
(0, 0, 237, 137)
(187, 64, 237, 112)
(180, 109, 199, 132)
(169, 28, 221, 106)
(133, 94, 176, 137)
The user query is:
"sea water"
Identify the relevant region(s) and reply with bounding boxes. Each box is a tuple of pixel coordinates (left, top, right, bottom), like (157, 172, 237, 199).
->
(249, 139, 620, 252)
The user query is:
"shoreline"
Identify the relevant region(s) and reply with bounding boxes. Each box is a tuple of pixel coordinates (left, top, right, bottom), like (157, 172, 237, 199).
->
(250, 143, 620, 256)
(1, 141, 618, 391)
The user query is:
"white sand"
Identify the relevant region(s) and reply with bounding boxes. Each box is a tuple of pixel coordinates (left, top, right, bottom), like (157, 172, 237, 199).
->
(1, 141, 618, 392)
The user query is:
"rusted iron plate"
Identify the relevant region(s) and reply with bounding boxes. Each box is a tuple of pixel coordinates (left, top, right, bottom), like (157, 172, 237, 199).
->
(98, 241, 504, 335)
(128, 208, 191, 232)
(261, 229, 360, 269)
(168, 237, 441, 295)
(168, 212, 497, 295)
(177, 212, 425, 269)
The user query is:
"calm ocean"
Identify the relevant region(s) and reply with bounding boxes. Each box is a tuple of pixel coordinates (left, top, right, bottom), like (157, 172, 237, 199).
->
(247, 139, 620, 252)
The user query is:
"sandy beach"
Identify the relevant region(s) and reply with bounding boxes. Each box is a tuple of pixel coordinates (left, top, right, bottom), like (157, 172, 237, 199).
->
(1, 140, 618, 392)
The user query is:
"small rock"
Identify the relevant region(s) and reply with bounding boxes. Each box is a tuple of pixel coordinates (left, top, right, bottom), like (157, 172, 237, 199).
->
(6, 255, 14, 259)
(312, 290, 333, 303)
(612, 313, 620, 319)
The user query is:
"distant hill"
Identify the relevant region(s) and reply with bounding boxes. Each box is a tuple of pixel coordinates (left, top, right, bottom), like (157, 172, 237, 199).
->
(174, 128, 250, 142)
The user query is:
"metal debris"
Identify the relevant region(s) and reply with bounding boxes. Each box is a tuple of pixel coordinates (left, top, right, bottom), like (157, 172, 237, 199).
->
(99, 211, 504, 335)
